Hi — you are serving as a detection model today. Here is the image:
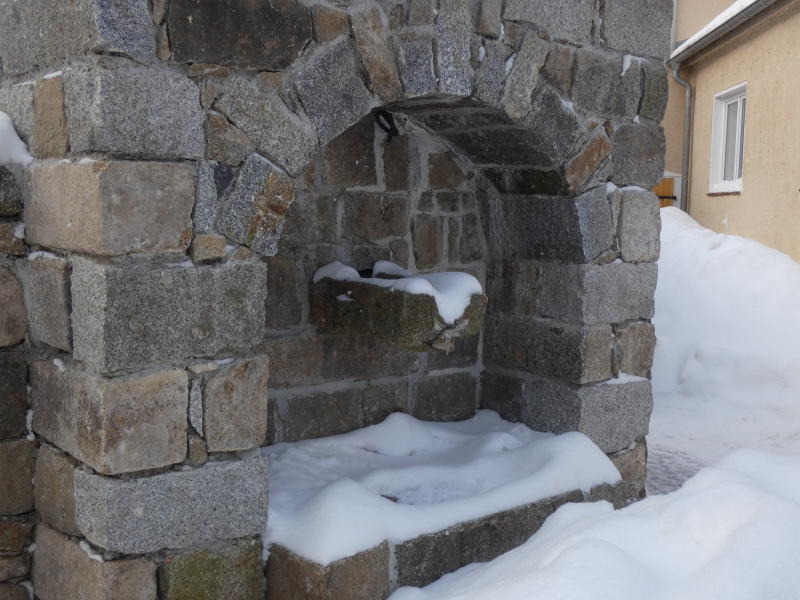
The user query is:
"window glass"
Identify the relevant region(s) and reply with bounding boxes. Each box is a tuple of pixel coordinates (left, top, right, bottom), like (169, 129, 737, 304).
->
(723, 99, 739, 181)
(737, 97, 746, 179)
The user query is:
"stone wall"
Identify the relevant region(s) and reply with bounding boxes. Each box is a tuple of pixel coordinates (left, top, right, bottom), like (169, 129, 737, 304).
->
(0, 0, 670, 597)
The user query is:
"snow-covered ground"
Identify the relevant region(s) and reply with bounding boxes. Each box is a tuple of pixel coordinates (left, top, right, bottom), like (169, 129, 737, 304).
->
(649, 208, 800, 492)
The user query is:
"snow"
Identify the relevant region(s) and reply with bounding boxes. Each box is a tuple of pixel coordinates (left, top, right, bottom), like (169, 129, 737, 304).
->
(649, 208, 800, 491)
(79, 541, 104, 563)
(0, 112, 33, 167)
(670, 0, 761, 61)
(262, 411, 620, 565)
(52, 359, 65, 373)
(390, 449, 800, 600)
(13, 223, 24, 239)
(621, 54, 633, 75)
(313, 261, 483, 325)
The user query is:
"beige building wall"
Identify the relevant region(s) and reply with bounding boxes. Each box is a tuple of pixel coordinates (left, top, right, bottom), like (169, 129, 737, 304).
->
(685, 0, 800, 260)
(675, 0, 737, 42)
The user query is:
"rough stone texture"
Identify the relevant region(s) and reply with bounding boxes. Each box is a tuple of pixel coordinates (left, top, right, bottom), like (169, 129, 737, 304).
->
(194, 162, 222, 234)
(207, 114, 252, 166)
(264, 256, 302, 330)
(295, 39, 375, 145)
(478, 0, 503, 37)
(0, 554, 29, 582)
(0, 269, 26, 348)
(342, 193, 409, 242)
(473, 39, 508, 106)
(31, 361, 188, 475)
(0, 440, 36, 515)
(501, 35, 549, 120)
(266, 543, 389, 600)
(395, 34, 437, 98)
(63, 66, 204, 160)
(71, 259, 267, 372)
(617, 189, 661, 262)
(504, 0, 594, 44)
(216, 79, 317, 176)
(572, 48, 642, 120)
(518, 85, 584, 167)
(350, 6, 404, 102)
(0, 224, 25, 256)
(217, 154, 296, 256)
(0, 583, 27, 600)
(34, 445, 80, 536)
(541, 43, 575, 96)
(414, 372, 478, 421)
(159, 540, 263, 600)
(32, 76, 69, 158)
(383, 134, 410, 192)
(0, 522, 33, 553)
(565, 127, 613, 193)
(0, 352, 27, 440)
(32, 525, 157, 600)
(615, 322, 656, 377)
(27, 161, 195, 256)
(428, 153, 465, 189)
(190, 234, 227, 264)
(484, 315, 613, 385)
(486, 260, 538, 316)
(0, 0, 154, 75)
(313, 4, 348, 43)
(322, 116, 377, 188)
(0, 168, 23, 217)
(640, 60, 669, 121)
(537, 262, 658, 325)
(481, 167, 567, 196)
(412, 214, 444, 268)
(604, 0, 674, 59)
(611, 124, 666, 188)
(21, 256, 71, 351)
(436, 0, 473, 96)
(74, 456, 269, 553)
(168, 0, 312, 70)
(203, 356, 269, 452)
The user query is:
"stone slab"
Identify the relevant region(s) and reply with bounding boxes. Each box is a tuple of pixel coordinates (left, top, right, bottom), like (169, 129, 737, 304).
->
(32, 76, 69, 158)
(0, 269, 25, 348)
(350, 6, 403, 102)
(0, 351, 27, 440)
(21, 255, 71, 351)
(0, 167, 24, 217)
(616, 188, 661, 263)
(0, 440, 36, 515)
(611, 124, 666, 188)
(34, 445, 80, 536)
(504, 0, 594, 44)
(604, 0, 674, 59)
(0, 522, 33, 553)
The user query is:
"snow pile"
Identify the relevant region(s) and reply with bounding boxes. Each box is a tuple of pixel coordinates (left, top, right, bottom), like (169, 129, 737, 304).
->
(0, 112, 33, 167)
(262, 411, 620, 565)
(313, 261, 483, 324)
(391, 449, 800, 600)
(649, 208, 800, 487)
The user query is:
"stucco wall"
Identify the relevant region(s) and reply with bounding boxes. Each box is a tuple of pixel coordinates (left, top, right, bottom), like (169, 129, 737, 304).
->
(675, 0, 736, 41)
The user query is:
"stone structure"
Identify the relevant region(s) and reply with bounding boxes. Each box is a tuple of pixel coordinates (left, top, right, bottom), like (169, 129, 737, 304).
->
(0, 0, 669, 597)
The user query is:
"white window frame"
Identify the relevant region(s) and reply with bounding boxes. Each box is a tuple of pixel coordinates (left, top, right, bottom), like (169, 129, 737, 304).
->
(709, 82, 747, 194)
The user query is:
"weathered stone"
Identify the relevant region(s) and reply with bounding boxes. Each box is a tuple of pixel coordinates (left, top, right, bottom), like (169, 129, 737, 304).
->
(33, 525, 157, 600)
(604, 0, 674, 59)
(216, 154, 296, 256)
(279, 194, 339, 249)
(32, 76, 68, 158)
(194, 161, 234, 234)
(482, 167, 568, 196)
(160, 539, 263, 600)
(74, 456, 268, 553)
(156, 22, 171, 61)
(343, 193, 409, 242)
(504, 0, 594, 44)
(350, 6, 404, 102)
(501, 35, 549, 120)
(207, 114, 251, 166)
(186, 435, 208, 466)
(0, 224, 25, 256)
(478, 0, 503, 37)
(266, 543, 389, 600)
(216, 79, 317, 176)
(0, 269, 25, 348)
(0, 0, 154, 75)
(412, 215, 444, 268)
(203, 356, 269, 452)
(295, 40, 375, 145)
(0, 85, 33, 143)
(458, 214, 484, 263)
(474, 39, 508, 106)
(427, 335, 479, 371)
(190, 234, 227, 264)
(537, 262, 658, 325)
(31, 361, 188, 475)
(168, 0, 311, 69)
(518, 85, 584, 166)
(0, 352, 26, 441)
(383, 135, 410, 191)
(615, 322, 656, 377)
(486, 260, 538, 316)
(21, 256, 71, 351)
(264, 256, 302, 330)
(565, 126, 613, 192)
(414, 372, 477, 421)
(611, 124, 666, 188)
(395, 34, 437, 98)
(269, 387, 363, 444)
(189, 379, 204, 436)
(0, 523, 32, 553)
(572, 48, 641, 120)
(0, 168, 23, 217)
(322, 116, 377, 188)
(0, 554, 29, 582)
(0, 440, 36, 515)
(640, 60, 669, 121)
(26, 161, 195, 256)
(312, 4, 348, 43)
(34, 445, 80, 536)
(480, 187, 614, 263)
(71, 259, 267, 372)
(485, 315, 614, 384)
(200, 81, 219, 109)
(428, 152, 466, 189)
(436, 0, 473, 96)
(541, 43, 575, 96)
(0, 584, 27, 600)
(63, 66, 204, 159)
(617, 189, 661, 262)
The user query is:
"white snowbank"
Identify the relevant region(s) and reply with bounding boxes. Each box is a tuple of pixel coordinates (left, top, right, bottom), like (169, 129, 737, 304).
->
(391, 450, 800, 600)
(313, 261, 483, 324)
(670, 0, 760, 61)
(650, 208, 800, 487)
(262, 411, 619, 565)
(0, 112, 33, 167)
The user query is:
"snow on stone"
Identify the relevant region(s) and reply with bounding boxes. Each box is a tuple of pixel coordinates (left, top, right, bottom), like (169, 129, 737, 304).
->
(79, 541, 104, 563)
(262, 411, 620, 565)
(0, 112, 33, 167)
(13, 223, 24, 239)
(314, 261, 483, 324)
(390, 450, 800, 600)
(650, 208, 800, 490)
(621, 54, 633, 75)
(52, 358, 66, 373)
(670, 0, 761, 61)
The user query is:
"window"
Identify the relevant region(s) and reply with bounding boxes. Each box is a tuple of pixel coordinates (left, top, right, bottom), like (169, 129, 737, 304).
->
(709, 82, 747, 193)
